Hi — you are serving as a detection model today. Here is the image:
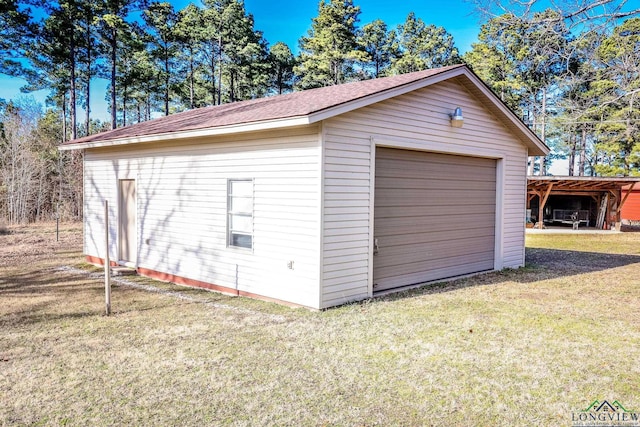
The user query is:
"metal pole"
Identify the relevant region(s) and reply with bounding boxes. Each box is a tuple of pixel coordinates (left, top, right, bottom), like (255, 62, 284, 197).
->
(104, 200, 111, 315)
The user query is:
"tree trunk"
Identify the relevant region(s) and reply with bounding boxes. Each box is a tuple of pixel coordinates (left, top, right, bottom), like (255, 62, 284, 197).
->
(61, 93, 67, 143)
(230, 69, 235, 102)
(538, 88, 546, 176)
(70, 24, 77, 141)
(528, 109, 536, 176)
(217, 32, 223, 105)
(110, 27, 117, 129)
(578, 126, 587, 176)
(85, 8, 92, 136)
(209, 42, 216, 105)
(123, 81, 127, 127)
(189, 46, 195, 109)
(164, 49, 170, 115)
(568, 130, 576, 176)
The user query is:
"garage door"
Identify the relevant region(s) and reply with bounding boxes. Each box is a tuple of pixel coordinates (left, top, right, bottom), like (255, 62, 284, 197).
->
(373, 148, 496, 292)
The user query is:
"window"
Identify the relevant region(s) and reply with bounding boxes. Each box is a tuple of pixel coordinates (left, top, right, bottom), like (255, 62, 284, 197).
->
(227, 179, 253, 249)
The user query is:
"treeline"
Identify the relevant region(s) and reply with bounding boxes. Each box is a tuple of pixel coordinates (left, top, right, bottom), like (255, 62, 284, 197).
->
(466, 3, 640, 177)
(1, 0, 639, 224)
(0, 100, 82, 224)
(2, 0, 465, 137)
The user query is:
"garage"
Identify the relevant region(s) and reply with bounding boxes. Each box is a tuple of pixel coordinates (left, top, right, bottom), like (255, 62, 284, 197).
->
(373, 147, 497, 292)
(64, 64, 549, 309)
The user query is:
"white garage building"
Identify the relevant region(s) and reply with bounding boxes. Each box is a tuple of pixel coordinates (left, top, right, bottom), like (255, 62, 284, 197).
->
(61, 64, 548, 309)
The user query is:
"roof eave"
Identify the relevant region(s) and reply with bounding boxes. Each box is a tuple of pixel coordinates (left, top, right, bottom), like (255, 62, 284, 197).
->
(59, 115, 312, 151)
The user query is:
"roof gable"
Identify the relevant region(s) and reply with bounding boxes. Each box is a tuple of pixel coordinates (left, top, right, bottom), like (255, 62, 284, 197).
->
(60, 64, 548, 156)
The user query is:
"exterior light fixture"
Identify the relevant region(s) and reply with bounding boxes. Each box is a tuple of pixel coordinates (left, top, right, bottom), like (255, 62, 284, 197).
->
(450, 106, 464, 128)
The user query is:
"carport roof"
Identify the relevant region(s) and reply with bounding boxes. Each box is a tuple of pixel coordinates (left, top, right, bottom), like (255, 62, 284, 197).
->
(528, 176, 640, 193)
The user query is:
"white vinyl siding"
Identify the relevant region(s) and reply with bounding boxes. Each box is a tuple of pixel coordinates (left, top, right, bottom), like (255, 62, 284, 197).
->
(320, 78, 528, 308)
(84, 127, 323, 309)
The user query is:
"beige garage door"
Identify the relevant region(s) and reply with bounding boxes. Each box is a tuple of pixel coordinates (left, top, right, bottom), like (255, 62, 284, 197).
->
(373, 148, 496, 292)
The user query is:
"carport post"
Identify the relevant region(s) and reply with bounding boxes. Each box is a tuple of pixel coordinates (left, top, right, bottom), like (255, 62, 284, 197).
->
(104, 200, 111, 315)
(538, 183, 554, 229)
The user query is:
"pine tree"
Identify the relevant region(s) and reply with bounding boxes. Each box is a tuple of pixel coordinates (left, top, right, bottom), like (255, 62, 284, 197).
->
(174, 3, 207, 109)
(358, 19, 397, 78)
(388, 12, 460, 75)
(0, 0, 36, 77)
(593, 18, 640, 176)
(295, 0, 368, 89)
(96, 0, 147, 129)
(144, 2, 179, 116)
(269, 42, 295, 94)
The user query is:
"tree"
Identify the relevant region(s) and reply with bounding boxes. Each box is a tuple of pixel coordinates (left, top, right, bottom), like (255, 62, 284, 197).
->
(0, 0, 35, 77)
(593, 18, 640, 176)
(269, 42, 295, 95)
(115, 22, 152, 126)
(144, 2, 179, 116)
(465, 10, 570, 175)
(22, 4, 75, 141)
(174, 3, 207, 109)
(470, 0, 640, 175)
(218, 1, 270, 102)
(78, 0, 99, 136)
(0, 99, 43, 223)
(96, 0, 147, 129)
(388, 12, 460, 75)
(464, 14, 526, 110)
(472, 0, 640, 32)
(295, 0, 368, 89)
(552, 30, 605, 176)
(199, 0, 269, 104)
(358, 19, 397, 78)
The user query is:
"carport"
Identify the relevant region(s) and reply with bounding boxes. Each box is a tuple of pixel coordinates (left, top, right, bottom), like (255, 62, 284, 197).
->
(527, 177, 640, 230)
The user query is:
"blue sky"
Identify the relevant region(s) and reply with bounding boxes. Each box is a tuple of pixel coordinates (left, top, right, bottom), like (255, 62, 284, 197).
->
(0, 0, 483, 120)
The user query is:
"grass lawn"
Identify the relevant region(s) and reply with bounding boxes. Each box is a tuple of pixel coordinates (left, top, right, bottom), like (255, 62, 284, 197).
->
(1, 224, 640, 426)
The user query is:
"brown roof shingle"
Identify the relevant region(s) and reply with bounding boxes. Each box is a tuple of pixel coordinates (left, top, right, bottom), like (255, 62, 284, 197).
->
(62, 65, 464, 146)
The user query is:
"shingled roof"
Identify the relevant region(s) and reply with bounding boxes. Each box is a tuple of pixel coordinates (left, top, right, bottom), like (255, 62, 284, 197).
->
(60, 64, 548, 156)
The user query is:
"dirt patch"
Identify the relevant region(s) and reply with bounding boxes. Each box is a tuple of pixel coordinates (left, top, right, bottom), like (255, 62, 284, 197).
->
(0, 222, 83, 268)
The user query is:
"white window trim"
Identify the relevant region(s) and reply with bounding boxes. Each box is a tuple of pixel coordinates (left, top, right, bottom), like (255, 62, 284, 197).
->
(227, 178, 254, 250)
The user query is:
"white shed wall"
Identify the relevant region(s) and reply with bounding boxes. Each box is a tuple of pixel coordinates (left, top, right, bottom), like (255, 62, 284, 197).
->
(320, 79, 528, 308)
(84, 127, 323, 308)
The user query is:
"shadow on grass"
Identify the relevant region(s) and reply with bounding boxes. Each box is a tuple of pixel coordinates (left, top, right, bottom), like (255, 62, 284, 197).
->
(0, 270, 100, 294)
(373, 247, 640, 303)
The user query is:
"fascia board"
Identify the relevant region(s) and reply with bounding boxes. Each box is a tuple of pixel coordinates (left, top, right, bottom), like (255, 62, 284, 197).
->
(58, 116, 312, 151)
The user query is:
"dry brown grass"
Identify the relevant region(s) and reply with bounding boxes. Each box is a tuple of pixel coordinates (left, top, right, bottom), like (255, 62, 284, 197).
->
(1, 224, 640, 426)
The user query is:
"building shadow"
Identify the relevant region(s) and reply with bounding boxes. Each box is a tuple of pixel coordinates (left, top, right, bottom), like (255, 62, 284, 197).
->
(371, 247, 640, 302)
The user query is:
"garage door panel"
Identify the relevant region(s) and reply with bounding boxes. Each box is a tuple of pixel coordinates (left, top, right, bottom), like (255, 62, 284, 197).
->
(375, 188, 496, 202)
(375, 205, 495, 218)
(373, 147, 496, 292)
(375, 251, 495, 278)
(375, 235, 495, 265)
(377, 165, 496, 181)
(377, 226, 495, 246)
(376, 177, 496, 191)
(375, 212, 496, 233)
(375, 258, 495, 289)
(377, 149, 497, 168)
